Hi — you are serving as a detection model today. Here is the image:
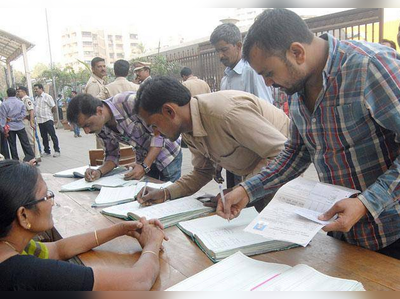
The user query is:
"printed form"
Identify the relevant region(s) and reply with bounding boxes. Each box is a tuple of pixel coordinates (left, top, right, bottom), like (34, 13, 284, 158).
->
(244, 177, 359, 246)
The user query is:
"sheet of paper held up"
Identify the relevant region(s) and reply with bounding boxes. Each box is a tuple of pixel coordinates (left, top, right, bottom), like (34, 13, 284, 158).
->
(244, 177, 359, 247)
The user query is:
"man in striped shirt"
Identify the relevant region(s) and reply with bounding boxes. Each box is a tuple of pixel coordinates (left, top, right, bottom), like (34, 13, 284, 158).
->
(219, 9, 400, 259)
(67, 91, 182, 183)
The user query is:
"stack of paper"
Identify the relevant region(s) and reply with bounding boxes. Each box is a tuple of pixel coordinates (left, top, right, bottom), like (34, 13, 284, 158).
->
(101, 196, 214, 228)
(178, 207, 296, 262)
(166, 252, 365, 291)
(60, 173, 139, 192)
(92, 181, 173, 207)
(245, 177, 359, 247)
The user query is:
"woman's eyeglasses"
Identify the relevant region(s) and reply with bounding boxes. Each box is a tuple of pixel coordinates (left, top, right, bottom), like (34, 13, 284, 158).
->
(24, 190, 55, 207)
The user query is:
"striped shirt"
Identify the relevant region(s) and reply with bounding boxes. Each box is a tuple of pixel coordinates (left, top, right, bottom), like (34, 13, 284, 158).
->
(98, 92, 181, 171)
(35, 92, 55, 124)
(242, 34, 400, 251)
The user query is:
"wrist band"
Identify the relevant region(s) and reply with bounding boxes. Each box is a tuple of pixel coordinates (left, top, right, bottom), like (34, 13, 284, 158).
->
(94, 230, 100, 247)
(97, 169, 103, 177)
(142, 250, 158, 257)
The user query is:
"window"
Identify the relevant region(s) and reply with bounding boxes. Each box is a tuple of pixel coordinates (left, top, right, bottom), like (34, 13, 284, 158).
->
(109, 53, 114, 58)
(130, 34, 138, 39)
(115, 35, 122, 41)
(83, 41, 92, 46)
(117, 53, 124, 58)
(82, 31, 92, 37)
(131, 43, 138, 47)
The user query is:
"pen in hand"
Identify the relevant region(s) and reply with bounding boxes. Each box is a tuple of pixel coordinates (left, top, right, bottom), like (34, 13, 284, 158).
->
(218, 183, 229, 221)
(142, 180, 148, 198)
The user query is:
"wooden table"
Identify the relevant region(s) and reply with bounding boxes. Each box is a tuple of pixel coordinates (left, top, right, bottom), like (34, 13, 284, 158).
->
(43, 173, 400, 291)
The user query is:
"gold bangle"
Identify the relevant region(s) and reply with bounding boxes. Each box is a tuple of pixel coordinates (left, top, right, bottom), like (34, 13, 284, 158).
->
(142, 250, 158, 257)
(94, 230, 100, 247)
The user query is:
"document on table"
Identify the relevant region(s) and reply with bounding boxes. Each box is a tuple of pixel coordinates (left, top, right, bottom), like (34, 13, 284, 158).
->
(244, 177, 359, 246)
(166, 251, 365, 291)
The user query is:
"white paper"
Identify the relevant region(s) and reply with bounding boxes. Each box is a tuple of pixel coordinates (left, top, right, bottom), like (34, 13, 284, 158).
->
(295, 207, 336, 226)
(60, 171, 138, 192)
(131, 196, 212, 220)
(54, 166, 99, 178)
(166, 252, 290, 291)
(101, 201, 141, 218)
(167, 252, 364, 291)
(245, 177, 359, 246)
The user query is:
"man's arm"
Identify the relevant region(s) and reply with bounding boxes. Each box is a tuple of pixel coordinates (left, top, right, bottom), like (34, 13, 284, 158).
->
(217, 120, 311, 219)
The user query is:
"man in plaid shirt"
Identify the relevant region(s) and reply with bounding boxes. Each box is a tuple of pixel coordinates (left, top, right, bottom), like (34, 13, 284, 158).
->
(67, 91, 182, 183)
(219, 9, 400, 259)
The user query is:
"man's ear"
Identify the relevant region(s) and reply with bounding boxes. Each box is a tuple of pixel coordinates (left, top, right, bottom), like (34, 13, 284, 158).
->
(236, 41, 243, 50)
(288, 42, 306, 65)
(161, 104, 176, 119)
(96, 106, 103, 115)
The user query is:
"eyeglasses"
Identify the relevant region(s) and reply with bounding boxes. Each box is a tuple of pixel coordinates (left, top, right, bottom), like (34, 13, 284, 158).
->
(24, 190, 55, 207)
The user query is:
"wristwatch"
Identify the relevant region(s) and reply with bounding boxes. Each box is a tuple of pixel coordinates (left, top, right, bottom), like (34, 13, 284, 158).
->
(140, 162, 151, 174)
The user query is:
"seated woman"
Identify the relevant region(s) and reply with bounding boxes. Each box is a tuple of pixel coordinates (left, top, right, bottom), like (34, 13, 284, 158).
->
(0, 160, 168, 291)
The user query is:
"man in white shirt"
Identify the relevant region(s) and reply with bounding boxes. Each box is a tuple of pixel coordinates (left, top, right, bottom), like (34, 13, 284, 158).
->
(33, 84, 60, 157)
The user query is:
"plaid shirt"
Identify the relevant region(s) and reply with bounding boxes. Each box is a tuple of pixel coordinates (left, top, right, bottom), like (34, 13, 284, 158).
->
(98, 92, 181, 171)
(242, 34, 400, 251)
(35, 92, 55, 124)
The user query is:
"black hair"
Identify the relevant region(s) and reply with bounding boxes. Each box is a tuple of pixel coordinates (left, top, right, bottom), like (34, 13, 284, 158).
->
(114, 59, 130, 77)
(180, 67, 192, 77)
(91, 57, 105, 68)
(67, 93, 103, 124)
(243, 8, 314, 61)
(0, 160, 40, 238)
(134, 76, 191, 115)
(6, 88, 16, 97)
(34, 83, 44, 90)
(17, 86, 29, 95)
(210, 23, 242, 45)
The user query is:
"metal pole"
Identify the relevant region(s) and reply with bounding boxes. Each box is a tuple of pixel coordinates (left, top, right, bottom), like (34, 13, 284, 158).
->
(21, 44, 33, 98)
(6, 62, 12, 88)
(45, 8, 62, 128)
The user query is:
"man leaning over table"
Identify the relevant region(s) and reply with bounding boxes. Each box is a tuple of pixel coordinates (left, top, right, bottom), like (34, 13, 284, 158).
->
(67, 91, 182, 183)
(217, 9, 400, 260)
(134, 76, 290, 212)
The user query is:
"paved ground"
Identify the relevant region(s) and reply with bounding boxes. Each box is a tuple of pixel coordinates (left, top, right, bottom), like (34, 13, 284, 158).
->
(18, 126, 319, 195)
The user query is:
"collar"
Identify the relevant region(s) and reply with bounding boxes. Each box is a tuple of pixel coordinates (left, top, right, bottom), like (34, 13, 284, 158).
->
(187, 76, 198, 81)
(104, 98, 125, 121)
(92, 73, 105, 84)
(224, 59, 245, 76)
(189, 97, 207, 137)
(320, 33, 338, 90)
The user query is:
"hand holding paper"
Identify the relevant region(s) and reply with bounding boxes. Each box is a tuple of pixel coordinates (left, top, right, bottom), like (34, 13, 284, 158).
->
(319, 197, 367, 232)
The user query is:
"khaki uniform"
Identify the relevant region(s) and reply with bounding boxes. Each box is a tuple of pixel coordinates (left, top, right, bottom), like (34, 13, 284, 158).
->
(21, 95, 40, 159)
(85, 74, 107, 148)
(84, 74, 107, 99)
(182, 76, 211, 96)
(105, 77, 139, 97)
(167, 90, 290, 199)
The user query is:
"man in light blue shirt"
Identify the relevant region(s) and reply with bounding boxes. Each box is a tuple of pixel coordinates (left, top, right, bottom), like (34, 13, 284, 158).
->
(210, 23, 274, 104)
(0, 88, 35, 162)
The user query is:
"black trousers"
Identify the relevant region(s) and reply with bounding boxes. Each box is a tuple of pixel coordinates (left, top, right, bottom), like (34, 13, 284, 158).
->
(7, 128, 35, 162)
(377, 238, 400, 260)
(0, 131, 10, 159)
(38, 120, 60, 154)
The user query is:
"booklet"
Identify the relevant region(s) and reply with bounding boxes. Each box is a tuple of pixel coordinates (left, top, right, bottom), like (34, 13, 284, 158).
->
(244, 177, 360, 247)
(54, 166, 125, 178)
(166, 251, 365, 291)
(178, 207, 297, 262)
(60, 172, 139, 192)
(92, 181, 173, 207)
(101, 195, 214, 228)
